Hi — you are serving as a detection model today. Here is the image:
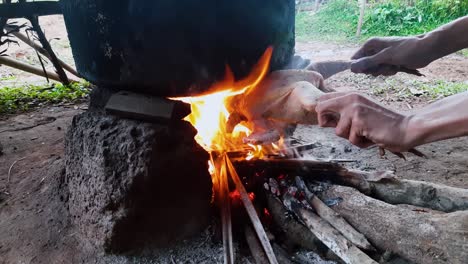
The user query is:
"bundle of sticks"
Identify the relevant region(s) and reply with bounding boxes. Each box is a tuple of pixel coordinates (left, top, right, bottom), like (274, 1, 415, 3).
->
(216, 144, 468, 264)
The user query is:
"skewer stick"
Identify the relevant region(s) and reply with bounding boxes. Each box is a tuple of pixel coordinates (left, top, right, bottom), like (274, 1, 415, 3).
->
(211, 153, 234, 264)
(225, 155, 278, 264)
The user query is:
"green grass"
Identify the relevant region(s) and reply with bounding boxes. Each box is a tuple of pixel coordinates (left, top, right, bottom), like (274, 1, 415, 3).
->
(0, 75, 17, 82)
(372, 79, 468, 99)
(419, 81, 468, 98)
(0, 81, 91, 114)
(458, 49, 468, 57)
(295, 0, 360, 42)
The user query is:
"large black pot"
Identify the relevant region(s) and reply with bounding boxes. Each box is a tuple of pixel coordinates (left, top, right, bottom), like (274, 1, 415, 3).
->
(61, 0, 295, 96)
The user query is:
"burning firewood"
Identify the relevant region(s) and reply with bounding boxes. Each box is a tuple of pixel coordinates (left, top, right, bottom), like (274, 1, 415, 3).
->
(295, 176, 374, 251)
(320, 185, 468, 264)
(262, 170, 377, 264)
(326, 165, 468, 213)
(293, 207, 377, 264)
(234, 155, 468, 263)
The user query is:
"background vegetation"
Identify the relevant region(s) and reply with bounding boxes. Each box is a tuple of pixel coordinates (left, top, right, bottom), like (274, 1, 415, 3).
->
(296, 0, 468, 41)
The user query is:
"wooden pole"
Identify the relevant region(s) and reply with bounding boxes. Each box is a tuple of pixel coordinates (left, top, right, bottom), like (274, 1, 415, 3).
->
(0, 55, 79, 83)
(28, 16, 70, 85)
(356, 0, 366, 36)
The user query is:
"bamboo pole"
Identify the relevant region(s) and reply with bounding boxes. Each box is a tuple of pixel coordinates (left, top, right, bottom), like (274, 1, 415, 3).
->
(0, 55, 79, 83)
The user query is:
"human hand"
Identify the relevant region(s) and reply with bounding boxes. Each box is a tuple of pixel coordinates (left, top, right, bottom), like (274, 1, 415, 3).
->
(351, 36, 431, 76)
(316, 92, 413, 152)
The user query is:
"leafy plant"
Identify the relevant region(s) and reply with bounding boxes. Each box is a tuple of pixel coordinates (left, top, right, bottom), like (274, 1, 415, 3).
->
(361, 0, 468, 36)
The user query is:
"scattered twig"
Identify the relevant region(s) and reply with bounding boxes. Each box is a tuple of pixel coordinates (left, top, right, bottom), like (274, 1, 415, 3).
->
(8, 157, 26, 184)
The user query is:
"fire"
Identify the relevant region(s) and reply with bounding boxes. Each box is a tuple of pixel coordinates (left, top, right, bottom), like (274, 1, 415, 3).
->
(170, 47, 272, 154)
(169, 47, 279, 264)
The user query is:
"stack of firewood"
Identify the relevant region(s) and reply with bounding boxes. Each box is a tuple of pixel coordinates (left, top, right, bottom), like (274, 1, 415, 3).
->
(226, 150, 468, 264)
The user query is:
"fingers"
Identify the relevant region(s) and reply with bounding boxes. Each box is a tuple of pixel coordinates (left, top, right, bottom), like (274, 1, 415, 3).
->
(334, 113, 351, 138)
(349, 125, 374, 148)
(319, 112, 339, 127)
(351, 37, 384, 60)
(317, 92, 357, 126)
(351, 47, 392, 74)
(317, 92, 348, 102)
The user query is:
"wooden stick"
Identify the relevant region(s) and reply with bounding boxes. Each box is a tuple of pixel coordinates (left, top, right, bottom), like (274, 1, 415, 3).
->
(225, 155, 278, 264)
(294, 207, 378, 264)
(265, 194, 325, 253)
(271, 243, 294, 264)
(356, 0, 366, 36)
(295, 176, 374, 251)
(5, 25, 80, 78)
(335, 169, 468, 213)
(215, 155, 234, 264)
(29, 16, 69, 85)
(369, 179, 468, 212)
(245, 225, 269, 264)
(0, 55, 79, 83)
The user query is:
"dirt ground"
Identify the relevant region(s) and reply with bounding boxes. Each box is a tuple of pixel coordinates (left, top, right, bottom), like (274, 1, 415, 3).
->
(0, 15, 468, 263)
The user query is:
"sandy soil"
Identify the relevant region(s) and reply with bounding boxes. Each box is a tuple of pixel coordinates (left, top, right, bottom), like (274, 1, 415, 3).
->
(0, 15, 467, 263)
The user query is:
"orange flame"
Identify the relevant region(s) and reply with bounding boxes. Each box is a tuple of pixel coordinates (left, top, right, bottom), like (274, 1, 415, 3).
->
(169, 47, 273, 153)
(170, 49, 281, 263)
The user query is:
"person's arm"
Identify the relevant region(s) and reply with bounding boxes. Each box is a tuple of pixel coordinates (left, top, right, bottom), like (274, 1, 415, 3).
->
(351, 16, 468, 75)
(315, 92, 468, 152)
(417, 16, 468, 64)
(405, 92, 468, 148)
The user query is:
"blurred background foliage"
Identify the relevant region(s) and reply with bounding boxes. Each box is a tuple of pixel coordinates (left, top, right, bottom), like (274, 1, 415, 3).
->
(295, 0, 468, 41)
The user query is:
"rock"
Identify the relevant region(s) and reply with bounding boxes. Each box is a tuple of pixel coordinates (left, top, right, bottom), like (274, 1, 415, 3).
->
(64, 110, 212, 253)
